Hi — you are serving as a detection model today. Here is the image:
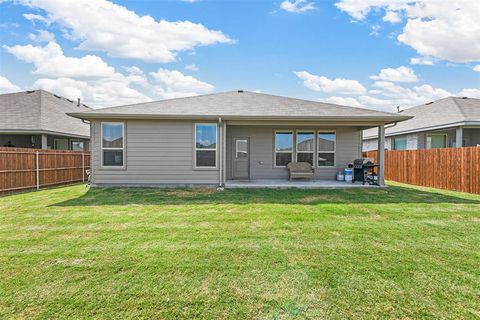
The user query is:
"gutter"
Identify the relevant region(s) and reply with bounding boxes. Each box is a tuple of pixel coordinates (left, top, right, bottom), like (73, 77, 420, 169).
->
(363, 120, 480, 140)
(67, 113, 412, 124)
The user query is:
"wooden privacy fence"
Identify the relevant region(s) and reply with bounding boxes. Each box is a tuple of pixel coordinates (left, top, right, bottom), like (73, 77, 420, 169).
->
(0, 147, 91, 193)
(364, 147, 480, 194)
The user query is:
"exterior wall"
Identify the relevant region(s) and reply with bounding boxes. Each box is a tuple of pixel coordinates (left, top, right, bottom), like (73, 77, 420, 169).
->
(91, 119, 219, 186)
(226, 125, 362, 180)
(406, 134, 418, 149)
(362, 138, 378, 152)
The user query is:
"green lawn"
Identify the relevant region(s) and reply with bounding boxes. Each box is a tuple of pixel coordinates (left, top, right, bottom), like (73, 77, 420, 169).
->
(1, 183, 479, 319)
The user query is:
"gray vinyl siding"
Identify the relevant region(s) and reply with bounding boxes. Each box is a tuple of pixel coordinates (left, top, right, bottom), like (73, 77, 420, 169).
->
(226, 126, 361, 180)
(91, 120, 219, 186)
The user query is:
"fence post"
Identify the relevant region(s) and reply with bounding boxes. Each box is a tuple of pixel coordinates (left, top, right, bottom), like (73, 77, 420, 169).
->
(82, 152, 85, 182)
(35, 151, 40, 190)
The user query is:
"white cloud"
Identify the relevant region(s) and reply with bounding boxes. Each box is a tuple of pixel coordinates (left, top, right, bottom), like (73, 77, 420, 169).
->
(369, 24, 381, 37)
(149, 68, 214, 99)
(320, 96, 363, 108)
(4, 40, 215, 107)
(370, 66, 418, 83)
(458, 88, 480, 98)
(34, 77, 152, 107)
(280, 0, 316, 13)
(382, 10, 401, 23)
(410, 57, 434, 66)
(294, 71, 366, 95)
(335, 0, 480, 63)
(473, 65, 480, 73)
(185, 64, 199, 71)
(28, 29, 55, 42)
(0, 75, 21, 93)
(17, 0, 233, 62)
(23, 13, 50, 24)
(4, 42, 117, 79)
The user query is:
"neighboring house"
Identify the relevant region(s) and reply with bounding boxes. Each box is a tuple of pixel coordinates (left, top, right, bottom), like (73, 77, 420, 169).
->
(363, 97, 480, 151)
(68, 91, 410, 187)
(0, 90, 91, 150)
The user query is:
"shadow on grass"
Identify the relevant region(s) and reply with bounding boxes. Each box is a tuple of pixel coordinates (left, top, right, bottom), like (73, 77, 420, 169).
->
(50, 185, 480, 207)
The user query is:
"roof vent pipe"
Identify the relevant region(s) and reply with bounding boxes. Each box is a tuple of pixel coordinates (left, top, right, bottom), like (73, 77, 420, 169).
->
(77, 98, 81, 106)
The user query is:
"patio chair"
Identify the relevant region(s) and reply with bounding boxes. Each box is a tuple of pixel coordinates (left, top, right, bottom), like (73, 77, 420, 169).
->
(287, 162, 315, 180)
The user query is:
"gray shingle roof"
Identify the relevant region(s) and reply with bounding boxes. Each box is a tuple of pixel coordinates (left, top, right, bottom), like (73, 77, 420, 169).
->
(69, 91, 410, 123)
(0, 90, 91, 138)
(363, 96, 480, 139)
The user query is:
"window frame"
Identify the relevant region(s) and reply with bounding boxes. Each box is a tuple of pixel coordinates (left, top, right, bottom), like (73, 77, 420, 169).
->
(100, 121, 126, 169)
(295, 130, 315, 165)
(426, 133, 447, 149)
(317, 130, 336, 168)
(235, 139, 248, 159)
(393, 136, 407, 150)
(274, 130, 294, 168)
(54, 138, 69, 150)
(71, 139, 84, 151)
(194, 123, 218, 169)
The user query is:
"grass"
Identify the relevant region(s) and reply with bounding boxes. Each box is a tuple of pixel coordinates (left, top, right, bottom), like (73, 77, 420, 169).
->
(0, 183, 479, 319)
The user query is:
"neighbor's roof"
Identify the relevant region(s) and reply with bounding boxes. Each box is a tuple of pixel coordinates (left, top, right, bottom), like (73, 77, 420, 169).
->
(363, 96, 480, 139)
(0, 90, 91, 138)
(69, 91, 411, 124)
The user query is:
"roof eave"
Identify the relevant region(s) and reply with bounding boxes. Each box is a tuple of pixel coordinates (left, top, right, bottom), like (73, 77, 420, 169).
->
(363, 120, 480, 139)
(68, 112, 412, 124)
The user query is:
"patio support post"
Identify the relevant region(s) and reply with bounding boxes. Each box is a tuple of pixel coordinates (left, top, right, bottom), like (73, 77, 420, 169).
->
(222, 121, 227, 185)
(41, 134, 47, 149)
(456, 127, 463, 148)
(218, 117, 223, 188)
(377, 124, 385, 186)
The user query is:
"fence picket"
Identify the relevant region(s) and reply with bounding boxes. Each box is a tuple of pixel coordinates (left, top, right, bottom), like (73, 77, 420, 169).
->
(364, 147, 480, 194)
(0, 147, 91, 192)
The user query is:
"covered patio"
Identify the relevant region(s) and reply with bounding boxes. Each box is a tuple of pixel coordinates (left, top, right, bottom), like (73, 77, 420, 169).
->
(225, 179, 382, 189)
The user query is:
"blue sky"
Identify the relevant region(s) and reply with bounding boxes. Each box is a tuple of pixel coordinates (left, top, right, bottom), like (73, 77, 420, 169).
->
(0, 0, 479, 111)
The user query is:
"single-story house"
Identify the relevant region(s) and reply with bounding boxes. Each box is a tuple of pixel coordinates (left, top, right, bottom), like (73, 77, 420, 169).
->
(0, 90, 90, 150)
(68, 91, 410, 188)
(363, 97, 480, 151)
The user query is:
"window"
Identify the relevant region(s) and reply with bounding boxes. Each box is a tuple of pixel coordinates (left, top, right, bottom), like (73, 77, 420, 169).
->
(236, 139, 248, 159)
(195, 123, 217, 168)
(71, 140, 84, 151)
(275, 131, 293, 167)
(54, 139, 69, 150)
(317, 131, 335, 167)
(296, 131, 314, 165)
(393, 137, 407, 150)
(427, 134, 446, 149)
(101, 122, 124, 167)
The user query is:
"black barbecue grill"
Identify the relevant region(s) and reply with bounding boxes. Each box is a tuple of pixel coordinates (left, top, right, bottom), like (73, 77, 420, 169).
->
(352, 158, 378, 185)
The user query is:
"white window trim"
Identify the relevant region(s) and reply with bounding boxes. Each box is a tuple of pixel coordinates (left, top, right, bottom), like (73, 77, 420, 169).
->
(194, 123, 218, 169)
(317, 130, 336, 168)
(100, 121, 126, 169)
(426, 133, 447, 149)
(295, 130, 315, 164)
(274, 130, 294, 168)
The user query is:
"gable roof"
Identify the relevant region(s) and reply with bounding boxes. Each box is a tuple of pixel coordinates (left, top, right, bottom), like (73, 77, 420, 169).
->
(69, 91, 411, 124)
(0, 90, 91, 138)
(363, 96, 480, 139)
